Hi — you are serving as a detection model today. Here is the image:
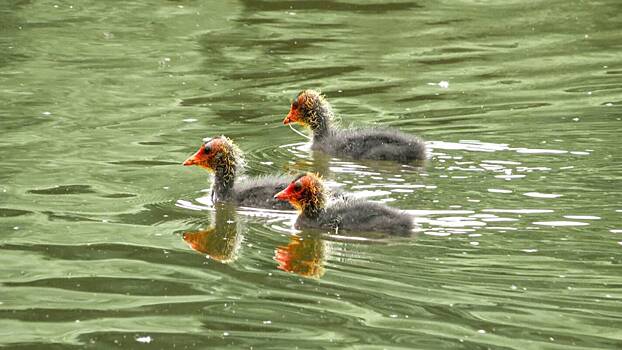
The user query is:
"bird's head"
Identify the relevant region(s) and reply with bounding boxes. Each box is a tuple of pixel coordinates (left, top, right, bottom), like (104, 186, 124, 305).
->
(274, 173, 325, 215)
(283, 89, 330, 131)
(182, 136, 242, 174)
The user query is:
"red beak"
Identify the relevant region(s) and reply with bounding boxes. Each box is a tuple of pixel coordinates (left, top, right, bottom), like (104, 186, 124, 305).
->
(283, 106, 299, 125)
(182, 148, 204, 166)
(274, 186, 294, 201)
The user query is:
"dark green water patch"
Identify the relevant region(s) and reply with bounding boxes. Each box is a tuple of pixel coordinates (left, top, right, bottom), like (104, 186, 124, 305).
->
(28, 185, 96, 195)
(108, 160, 180, 167)
(0, 208, 32, 217)
(137, 141, 168, 146)
(241, 0, 422, 13)
(100, 193, 137, 199)
(41, 211, 101, 223)
(1, 243, 203, 268)
(0, 343, 83, 350)
(4, 277, 201, 296)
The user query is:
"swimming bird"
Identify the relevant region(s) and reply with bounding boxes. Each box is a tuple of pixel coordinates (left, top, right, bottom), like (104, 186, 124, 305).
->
(283, 89, 426, 162)
(183, 136, 292, 210)
(274, 173, 413, 235)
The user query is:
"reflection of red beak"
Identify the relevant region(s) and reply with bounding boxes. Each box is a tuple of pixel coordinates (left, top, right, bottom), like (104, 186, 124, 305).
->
(283, 107, 299, 125)
(274, 186, 293, 201)
(182, 148, 204, 166)
(275, 245, 293, 272)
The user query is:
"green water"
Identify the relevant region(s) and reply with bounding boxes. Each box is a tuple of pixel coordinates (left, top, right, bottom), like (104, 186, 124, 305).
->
(1, 0, 621, 349)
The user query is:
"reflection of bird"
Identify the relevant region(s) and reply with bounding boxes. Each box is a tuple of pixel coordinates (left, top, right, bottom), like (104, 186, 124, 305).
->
(275, 233, 326, 278)
(182, 204, 242, 263)
(283, 90, 426, 162)
(183, 136, 292, 209)
(275, 173, 413, 235)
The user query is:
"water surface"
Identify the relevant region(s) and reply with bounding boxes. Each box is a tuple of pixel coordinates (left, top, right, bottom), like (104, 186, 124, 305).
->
(1, 0, 621, 349)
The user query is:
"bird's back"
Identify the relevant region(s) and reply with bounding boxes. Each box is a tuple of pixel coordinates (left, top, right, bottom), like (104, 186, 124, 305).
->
(297, 197, 413, 235)
(315, 128, 426, 162)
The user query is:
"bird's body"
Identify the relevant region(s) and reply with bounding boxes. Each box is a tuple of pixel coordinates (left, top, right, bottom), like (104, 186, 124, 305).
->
(295, 196, 413, 235)
(275, 173, 413, 235)
(183, 136, 292, 210)
(284, 90, 426, 162)
(312, 128, 426, 163)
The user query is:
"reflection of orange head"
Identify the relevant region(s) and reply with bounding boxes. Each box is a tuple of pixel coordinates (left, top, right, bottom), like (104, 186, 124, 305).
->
(182, 227, 240, 263)
(274, 173, 325, 216)
(275, 234, 325, 278)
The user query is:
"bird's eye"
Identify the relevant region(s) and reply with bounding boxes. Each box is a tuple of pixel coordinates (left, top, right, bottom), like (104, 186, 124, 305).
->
(292, 99, 299, 109)
(293, 181, 302, 191)
(204, 145, 211, 153)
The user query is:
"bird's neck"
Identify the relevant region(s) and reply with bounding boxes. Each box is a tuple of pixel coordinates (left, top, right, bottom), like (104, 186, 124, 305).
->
(211, 163, 236, 203)
(301, 191, 326, 220)
(309, 103, 333, 141)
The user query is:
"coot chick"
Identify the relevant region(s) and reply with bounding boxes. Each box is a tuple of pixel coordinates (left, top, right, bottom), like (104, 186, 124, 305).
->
(274, 173, 413, 235)
(183, 136, 292, 210)
(283, 89, 426, 162)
